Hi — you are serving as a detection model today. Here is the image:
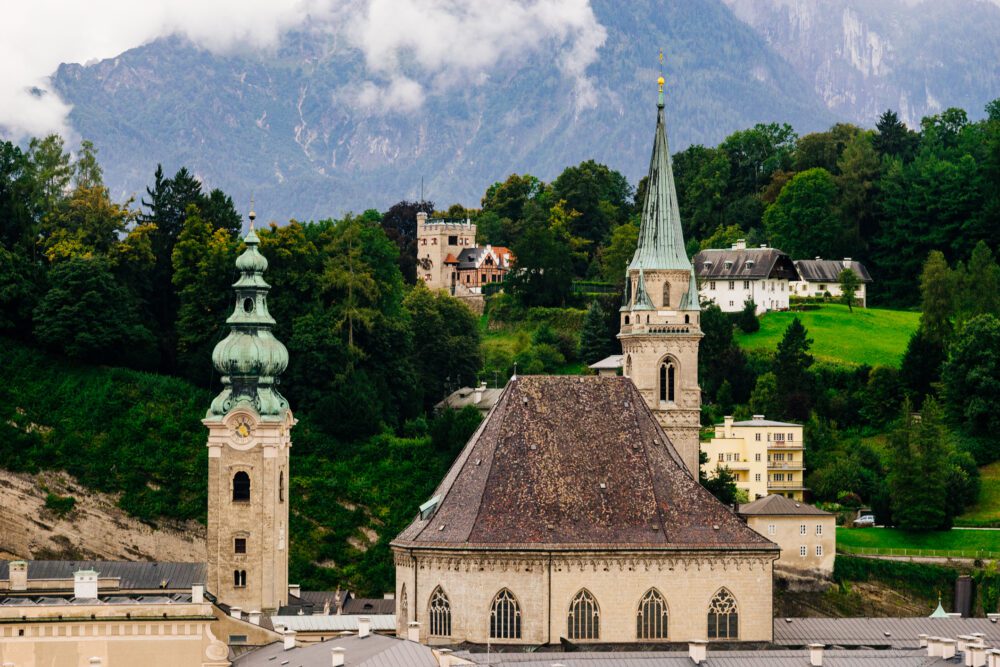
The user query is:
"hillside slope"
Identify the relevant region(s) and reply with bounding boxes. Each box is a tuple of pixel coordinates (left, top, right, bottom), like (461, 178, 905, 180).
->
(51, 0, 831, 220)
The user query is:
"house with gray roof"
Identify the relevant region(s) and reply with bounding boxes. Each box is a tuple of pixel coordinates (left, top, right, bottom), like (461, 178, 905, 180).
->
(791, 258, 873, 307)
(694, 241, 800, 313)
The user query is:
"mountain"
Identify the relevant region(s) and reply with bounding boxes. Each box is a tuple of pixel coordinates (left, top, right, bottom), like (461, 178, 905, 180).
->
(49, 0, 998, 220)
(721, 0, 1000, 128)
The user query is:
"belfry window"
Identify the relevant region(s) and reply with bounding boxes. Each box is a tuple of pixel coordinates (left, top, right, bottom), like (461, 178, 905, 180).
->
(707, 588, 739, 639)
(232, 472, 251, 502)
(233, 570, 247, 588)
(567, 589, 600, 640)
(429, 587, 451, 637)
(399, 585, 408, 625)
(659, 361, 676, 402)
(489, 588, 522, 640)
(662, 283, 670, 308)
(636, 588, 669, 639)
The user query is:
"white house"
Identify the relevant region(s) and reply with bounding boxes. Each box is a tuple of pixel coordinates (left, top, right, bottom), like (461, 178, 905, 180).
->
(693, 241, 800, 314)
(791, 258, 873, 307)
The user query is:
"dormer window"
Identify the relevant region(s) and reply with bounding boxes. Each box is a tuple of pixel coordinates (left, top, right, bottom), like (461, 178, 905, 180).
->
(724, 261, 733, 270)
(745, 260, 754, 269)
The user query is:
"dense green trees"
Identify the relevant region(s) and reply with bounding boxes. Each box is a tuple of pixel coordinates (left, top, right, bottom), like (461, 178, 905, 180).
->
(763, 168, 849, 259)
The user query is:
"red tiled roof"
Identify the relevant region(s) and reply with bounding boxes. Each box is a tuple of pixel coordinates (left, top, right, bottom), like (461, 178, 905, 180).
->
(392, 376, 775, 551)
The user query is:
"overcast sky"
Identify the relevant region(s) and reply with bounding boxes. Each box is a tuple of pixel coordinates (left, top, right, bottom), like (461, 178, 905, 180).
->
(0, 0, 606, 142)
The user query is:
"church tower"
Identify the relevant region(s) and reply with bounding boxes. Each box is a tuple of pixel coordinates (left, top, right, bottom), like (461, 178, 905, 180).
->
(204, 210, 294, 613)
(619, 76, 703, 474)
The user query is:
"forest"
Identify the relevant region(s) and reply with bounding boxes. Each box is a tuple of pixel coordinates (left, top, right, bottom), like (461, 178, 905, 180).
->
(1, 97, 999, 590)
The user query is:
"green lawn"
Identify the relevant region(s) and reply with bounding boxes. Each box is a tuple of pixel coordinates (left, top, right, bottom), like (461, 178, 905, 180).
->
(735, 303, 919, 367)
(837, 527, 1000, 558)
(957, 461, 1000, 528)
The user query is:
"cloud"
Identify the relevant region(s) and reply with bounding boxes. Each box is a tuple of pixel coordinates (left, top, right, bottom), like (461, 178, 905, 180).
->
(0, 0, 606, 139)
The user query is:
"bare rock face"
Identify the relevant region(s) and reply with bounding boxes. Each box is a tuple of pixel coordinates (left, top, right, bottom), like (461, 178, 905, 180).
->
(0, 470, 205, 562)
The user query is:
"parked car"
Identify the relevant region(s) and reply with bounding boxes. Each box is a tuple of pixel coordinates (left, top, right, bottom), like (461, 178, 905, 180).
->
(853, 512, 875, 527)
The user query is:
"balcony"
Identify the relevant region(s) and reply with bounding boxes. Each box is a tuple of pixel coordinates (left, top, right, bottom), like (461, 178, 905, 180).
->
(767, 462, 804, 470)
(768, 481, 807, 490)
(766, 441, 803, 449)
(620, 324, 695, 336)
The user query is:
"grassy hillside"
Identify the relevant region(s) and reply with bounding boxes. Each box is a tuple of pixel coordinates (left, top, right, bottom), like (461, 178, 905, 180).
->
(957, 461, 1000, 528)
(0, 339, 465, 595)
(735, 304, 919, 367)
(838, 527, 1000, 558)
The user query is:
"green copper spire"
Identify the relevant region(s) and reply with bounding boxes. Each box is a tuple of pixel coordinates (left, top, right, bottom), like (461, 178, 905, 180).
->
(207, 211, 289, 419)
(627, 78, 691, 272)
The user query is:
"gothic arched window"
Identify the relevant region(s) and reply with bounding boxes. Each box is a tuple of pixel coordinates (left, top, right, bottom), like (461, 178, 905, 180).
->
(659, 361, 676, 403)
(399, 584, 408, 626)
(232, 471, 251, 502)
(636, 588, 669, 639)
(489, 588, 522, 640)
(567, 589, 600, 640)
(662, 283, 670, 308)
(429, 587, 451, 637)
(625, 355, 632, 377)
(707, 588, 739, 639)
(233, 570, 246, 588)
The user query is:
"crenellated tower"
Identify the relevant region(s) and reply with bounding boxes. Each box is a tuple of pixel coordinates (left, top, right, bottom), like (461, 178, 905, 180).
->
(204, 209, 294, 613)
(619, 75, 703, 474)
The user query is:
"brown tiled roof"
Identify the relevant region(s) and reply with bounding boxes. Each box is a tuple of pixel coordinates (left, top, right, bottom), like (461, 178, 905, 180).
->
(392, 376, 776, 551)
(694, 248, 799, 281)
(739, 494, 831, 516)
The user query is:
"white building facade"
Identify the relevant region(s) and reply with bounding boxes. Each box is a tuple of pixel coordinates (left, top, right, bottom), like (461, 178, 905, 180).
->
(694, 243, 800, 314)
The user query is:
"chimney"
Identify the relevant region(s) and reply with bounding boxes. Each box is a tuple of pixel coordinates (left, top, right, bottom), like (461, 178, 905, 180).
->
(918, 634, 929, 648)
(734, 239, 746, 250)
(958, 635, 973, 652)
(230, 606, 242, 619)
(760, 243, 768, 248)
(688, 639, 708, 664)
(9, 561, 27, 591)
(927, 637, 942, 657)
(358, 616, 371, 638)
(73, 570, 99, 599)
(417, 211, 428, 226)
(815, 256, 822, 261)
(724, 415, 734, 437)
(331, 647, 346, 667)
(843, 257, 852, 268)
(407, 621, 421, 643)
(288, 583, 301, 598)
(473, 381, 486, 404)
(941, 638, 956, 660)
(437, 648, 453, 667)
(249, 610, 262, 625)
(191, 584, 204, 604)
(986, 648, 1000, 667)
(808, 643, 824, 667)
(969, 643, 988, 667)
(283, 629, 297, 650)
(383, 592, 395, 600)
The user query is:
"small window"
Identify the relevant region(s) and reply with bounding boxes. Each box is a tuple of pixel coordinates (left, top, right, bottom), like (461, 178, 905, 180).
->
(816, 525, 823, 536)
(718, 453, 724, 462)
(755, 474, 761, 482)
(800, 546, 807, 557)
(743, 280, 750, 290)
(709, 281, 716, 290)
(233, 472, 251, 502)
(767, 524, 775, 535)
(728, 281, 735, 290)
(448, 235, 457, 245)
(816, 545, 824, 556)
(624, 315, 630, 325)
(788, 433, 794, 441)
(234, 570, 247, 587)
(755, 453, 761, 462)
(279, 471, 285, 503)
(229, 635, 248, 644)
(755, 433, 761, 441)
(800, 524, 807, 535)
(234, 538, 247, 554)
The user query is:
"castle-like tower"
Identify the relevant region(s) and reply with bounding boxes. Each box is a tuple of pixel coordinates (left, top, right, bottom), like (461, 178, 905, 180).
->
(416, 211, 476, 291)
(619, 77, 703, 474)
(204, 211, 294, 613)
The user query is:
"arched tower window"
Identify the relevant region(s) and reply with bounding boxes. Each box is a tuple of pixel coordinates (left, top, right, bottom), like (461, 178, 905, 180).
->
(399, 584, 408, 626)
(567, 589, 600, 640)
(707, 588, 739, 639)
(659, 361, 676, 403)
(662, 283, 670, 308)
(625, 355, 632, 377)
(636, 588, 669, 639)
(429, 587, 451, 637)
(233, 570, 246, 588)
(278, 471, 285, 503)
(489, 588, 522, 640)
(232, 471, 250, 502)
(685, 314, 690, 324)
(624, 315, 630, 325)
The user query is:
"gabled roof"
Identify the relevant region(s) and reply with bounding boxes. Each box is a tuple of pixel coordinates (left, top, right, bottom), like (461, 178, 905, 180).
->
(0, 561, 205, 591)
(233, 632, 437, 667)
(694, 248, 799, 281)
(794, 259, 872, 283)
(455, 245, 515, 270)
(393, 376, 776, 551)
(628, 91, 690, 272)
(588, 354, 623, 370)
(739, 494, 831, 516)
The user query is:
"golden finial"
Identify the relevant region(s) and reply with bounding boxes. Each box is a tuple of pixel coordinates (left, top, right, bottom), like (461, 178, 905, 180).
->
(658, 49, 665, 93)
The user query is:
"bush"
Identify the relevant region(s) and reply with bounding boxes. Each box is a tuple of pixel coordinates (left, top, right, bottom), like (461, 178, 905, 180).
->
(736, 300, 760, 333)
(44, 492, 76, 517)
(834, 555, 958, 606)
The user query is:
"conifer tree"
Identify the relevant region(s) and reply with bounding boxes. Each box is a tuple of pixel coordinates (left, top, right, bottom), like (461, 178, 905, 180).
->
(579, 300, 611, 365)
(774, 317, 814, 419)
(888, 398, 949, 530)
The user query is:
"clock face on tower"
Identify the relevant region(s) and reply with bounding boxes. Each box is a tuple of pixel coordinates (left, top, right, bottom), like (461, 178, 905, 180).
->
(231, 415, 254, 444)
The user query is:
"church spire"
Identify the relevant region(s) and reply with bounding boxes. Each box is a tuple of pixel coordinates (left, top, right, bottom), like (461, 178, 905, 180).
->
(207, 216, 289, 419)
(628, 72, 690, 272)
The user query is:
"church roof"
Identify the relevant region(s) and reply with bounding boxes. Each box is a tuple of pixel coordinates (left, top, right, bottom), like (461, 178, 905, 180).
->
(628, 88, 690, 272)
(392, 376, 775, 552)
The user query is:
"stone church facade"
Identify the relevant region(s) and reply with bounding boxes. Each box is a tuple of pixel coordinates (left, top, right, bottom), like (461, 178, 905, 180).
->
(619, 78, 703, 475)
